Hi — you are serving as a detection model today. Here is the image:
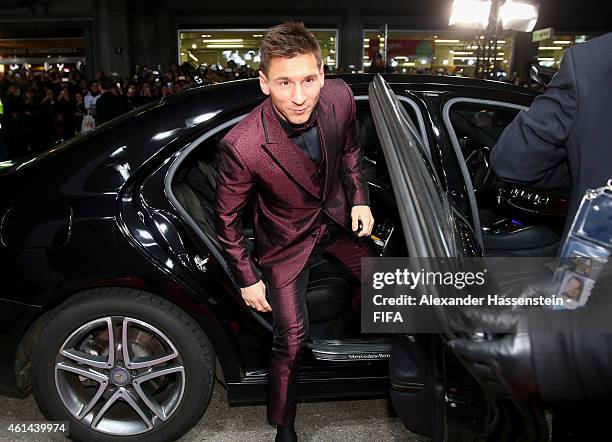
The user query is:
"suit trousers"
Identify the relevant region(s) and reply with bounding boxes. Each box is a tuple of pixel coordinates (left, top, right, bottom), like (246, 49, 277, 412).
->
(266, 216, 376, 426)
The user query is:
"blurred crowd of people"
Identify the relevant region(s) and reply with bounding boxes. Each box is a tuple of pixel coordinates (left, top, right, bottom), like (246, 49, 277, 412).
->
(0, 58, 530, 161)
(0, 62, 230, 160)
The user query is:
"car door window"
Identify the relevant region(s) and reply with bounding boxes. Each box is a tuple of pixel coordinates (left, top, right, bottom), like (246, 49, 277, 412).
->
(369, 75, 457, 259)
(449, 102, 521, 158)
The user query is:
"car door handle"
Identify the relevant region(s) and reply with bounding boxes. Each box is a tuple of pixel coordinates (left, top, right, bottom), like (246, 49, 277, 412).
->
(194, 255, 209, 273)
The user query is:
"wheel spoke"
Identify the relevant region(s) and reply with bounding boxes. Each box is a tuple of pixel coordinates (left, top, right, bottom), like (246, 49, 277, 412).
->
(121, 389, 154, 430)
(121, 318, 179, 369)
(90, 389, 120, 429)
(76, 382, 108, 420)
(60, 349, 111, 369)
(90, 388, 153, 431)
(128, 353, 179, 369)
(56, 361, 109, 384)
(132, 365, 185, 421)
(134, 364, 184, 383)
(106, 317, 117, 367)
(59, 317, 115, 369)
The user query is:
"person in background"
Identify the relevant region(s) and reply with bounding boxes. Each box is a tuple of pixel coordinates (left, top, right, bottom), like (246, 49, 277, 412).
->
(125, 84, 138, 110)
(40, 88, 56, 148)
(74, 92, 87, 134)
(52, 87, 75, 140)
(95, 76, 128, 125)
(136, 82, 154, 107)
(22, 87, 42, 153)
(368, 53, 386, 74)
(84, 80, 100, 116)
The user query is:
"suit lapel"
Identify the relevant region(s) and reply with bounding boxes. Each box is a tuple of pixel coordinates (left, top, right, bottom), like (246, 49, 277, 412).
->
(316, 96, 338, 201)
(261, 98, 333, 199)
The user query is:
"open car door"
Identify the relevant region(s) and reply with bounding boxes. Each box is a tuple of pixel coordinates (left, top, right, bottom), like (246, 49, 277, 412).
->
(368, 75, 547, 441)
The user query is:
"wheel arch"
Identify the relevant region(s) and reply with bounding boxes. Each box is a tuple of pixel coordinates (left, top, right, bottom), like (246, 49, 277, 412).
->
(14, 284, 242, 397)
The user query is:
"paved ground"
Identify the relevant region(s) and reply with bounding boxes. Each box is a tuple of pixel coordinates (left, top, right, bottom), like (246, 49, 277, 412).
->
(0, 379, 426, 441)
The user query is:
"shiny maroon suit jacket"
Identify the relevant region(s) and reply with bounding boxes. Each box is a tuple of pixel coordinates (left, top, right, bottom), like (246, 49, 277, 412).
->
(214, 78, 369, 289)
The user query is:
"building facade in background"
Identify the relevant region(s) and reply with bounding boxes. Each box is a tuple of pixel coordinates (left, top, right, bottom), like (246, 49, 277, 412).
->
(0, 0, 608, 80)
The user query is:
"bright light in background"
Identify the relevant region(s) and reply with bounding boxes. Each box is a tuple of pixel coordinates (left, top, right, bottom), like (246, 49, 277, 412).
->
(499, 0, 539, 32)
(553, 40, 572, 45)
(222, 50, 246, 66)
(442, 59, 449, 65)
(207, 44, 244, 48)
(188, 53, 199, 62)
(191, 43, 197, 49)
(420, 59, 428, 65)
(449, 0, 492, 29)
(202, 39, 243, 43)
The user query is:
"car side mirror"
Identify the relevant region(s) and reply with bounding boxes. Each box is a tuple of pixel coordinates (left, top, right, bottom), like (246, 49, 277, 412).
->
(529, 64, 556, 88)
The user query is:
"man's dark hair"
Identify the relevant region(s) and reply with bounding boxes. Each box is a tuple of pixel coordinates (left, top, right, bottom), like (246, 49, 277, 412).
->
(99, 76, 113, 91)
(259, 21, 321, 75)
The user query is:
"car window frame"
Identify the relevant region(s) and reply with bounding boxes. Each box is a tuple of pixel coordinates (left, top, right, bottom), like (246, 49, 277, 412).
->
(355, 94, 431, 159)
(442, 97, 528, 248)
(369, 74, 457, 259)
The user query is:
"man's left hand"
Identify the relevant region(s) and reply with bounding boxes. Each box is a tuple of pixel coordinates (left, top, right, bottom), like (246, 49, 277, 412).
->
(351, 205, 374, 237)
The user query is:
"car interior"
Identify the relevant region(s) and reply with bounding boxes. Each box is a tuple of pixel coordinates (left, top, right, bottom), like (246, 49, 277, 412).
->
(447, 101, 568, 258)
(170, 99, 413, 361)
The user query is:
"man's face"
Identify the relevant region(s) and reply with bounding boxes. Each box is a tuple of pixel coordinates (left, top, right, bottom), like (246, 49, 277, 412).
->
(566, 278, 582, 300)
(91, 83, 99, 94)
(259, 52, 324, 125)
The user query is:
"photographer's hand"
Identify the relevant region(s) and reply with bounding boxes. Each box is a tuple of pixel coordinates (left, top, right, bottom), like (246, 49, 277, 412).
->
(448, 310, 538, 399)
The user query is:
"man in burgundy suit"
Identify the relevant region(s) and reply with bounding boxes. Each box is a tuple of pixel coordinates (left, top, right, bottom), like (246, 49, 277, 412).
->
(214, 21, 375, 441)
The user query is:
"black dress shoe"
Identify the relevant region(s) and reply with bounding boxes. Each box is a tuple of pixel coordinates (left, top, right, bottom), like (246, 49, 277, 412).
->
(275, 424, 297, 442)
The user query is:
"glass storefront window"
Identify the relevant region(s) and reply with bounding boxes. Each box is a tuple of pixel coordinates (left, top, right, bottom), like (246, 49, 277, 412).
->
(362, 30, 515, 79)
(177, 29, 338, 75)
(535, 33, 595, 68)
(0, 37, 85, 70)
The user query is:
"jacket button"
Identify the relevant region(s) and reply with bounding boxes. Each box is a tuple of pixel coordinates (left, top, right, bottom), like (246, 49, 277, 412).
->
(311, 231, 318, 238)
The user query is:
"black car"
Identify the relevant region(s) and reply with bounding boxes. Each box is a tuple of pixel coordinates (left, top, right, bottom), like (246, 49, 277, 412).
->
(0, 74, 563, 441)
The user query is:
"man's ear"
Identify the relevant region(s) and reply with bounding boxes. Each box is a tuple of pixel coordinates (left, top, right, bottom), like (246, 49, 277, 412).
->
(259, 71, 270, 96)
(319, 64, 325, 88)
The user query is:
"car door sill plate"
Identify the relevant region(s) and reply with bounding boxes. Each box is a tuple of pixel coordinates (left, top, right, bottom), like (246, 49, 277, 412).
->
(307, 338, 392, 361)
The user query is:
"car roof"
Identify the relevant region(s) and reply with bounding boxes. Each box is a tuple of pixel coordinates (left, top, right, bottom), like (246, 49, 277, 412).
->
(161, 73, 538, 105)
(5, 74, 535, 192)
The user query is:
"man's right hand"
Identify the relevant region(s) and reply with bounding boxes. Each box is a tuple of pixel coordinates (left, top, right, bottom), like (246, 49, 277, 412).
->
(240, 280, 272, 312)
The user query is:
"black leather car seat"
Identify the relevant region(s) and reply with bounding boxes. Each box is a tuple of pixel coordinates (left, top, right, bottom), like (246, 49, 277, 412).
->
(305, 254, 353, 339)
(175, 156, 354, 339)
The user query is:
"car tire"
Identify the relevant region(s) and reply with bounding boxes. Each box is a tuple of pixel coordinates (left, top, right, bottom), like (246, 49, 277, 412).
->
(31, 287, 215, 442)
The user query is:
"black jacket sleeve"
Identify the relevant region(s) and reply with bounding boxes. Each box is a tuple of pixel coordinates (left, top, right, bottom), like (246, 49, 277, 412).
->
(490, 49, 579, 189)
